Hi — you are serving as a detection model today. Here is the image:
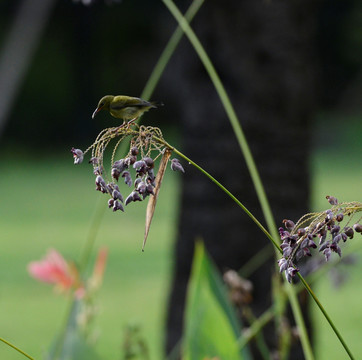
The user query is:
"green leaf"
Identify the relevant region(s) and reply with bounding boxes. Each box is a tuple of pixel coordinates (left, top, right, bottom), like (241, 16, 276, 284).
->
(183, 241, 251, 360)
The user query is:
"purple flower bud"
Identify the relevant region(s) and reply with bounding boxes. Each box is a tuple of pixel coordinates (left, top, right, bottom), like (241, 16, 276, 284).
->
(331, 225, 340, 235)
(89, 157, 99, 165)
(125, 193, 134, 206)
(323, 247, 332, 261)
(134, 178, 142, 187)
(111, 167, 121, 181)
(326, 195, 338, 205)
(108, 199, 114, 208)
(143, 157, 154, 169)
(170, 158, 185, 173)
(330, 242, 341, 257)
(279, 229, 289, 242)
(344, 227, 354, 238)
(131, 146, 139, 156)
(146, 184, 154, 195)
(353, 224, 362, 233)
(122, 171, 132, 187)
(283, 219, 295, 231)
(125, 191, 142, 206)
(112, 200, 124, 212)
(308, 239, 317, 248)
(93, 166, 103, 175)
(95, 175, 107, 193)
(333, 234, 342, 244)
(132, 191, 142, 202)
(300, 237, 309, 249)
(112, 190, 123, 203)
(319, 241, 329, 252)
(113, 159, 127, 172)
(318, 233, 326, 245)
(285, 266, 299, 283)
(336, 213, 344, 222)
(296, 249, 304, 261)
(278, 258, 288, 273)
(133, 160, 146, 170)
(136, 181, 147, 195)
(71, 148, 84, 165)
(280, 242, 293, 257)
(297, 228, 306, 237)
(341, 232, 348, 242)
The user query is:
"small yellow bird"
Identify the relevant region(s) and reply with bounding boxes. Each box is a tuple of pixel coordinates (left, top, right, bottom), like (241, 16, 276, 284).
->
(92, 95, 163, 125)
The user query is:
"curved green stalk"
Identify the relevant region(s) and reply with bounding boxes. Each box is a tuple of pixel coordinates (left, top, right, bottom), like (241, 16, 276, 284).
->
(160, 2, 357, 359)
(0, 337, 35, 360)
(297, 274, 355, 360)
(155, 132, 355, 359)
(154, 135, 280, 249)
(161, 0, 277, 240)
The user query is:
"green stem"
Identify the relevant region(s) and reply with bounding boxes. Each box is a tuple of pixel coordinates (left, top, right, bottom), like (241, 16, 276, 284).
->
(238, 309, 275, 350)
(141, 0, 205, 101)
(157, 134, 355, 360)
(0, 337, 35, 360)
(160, 2, 319, 359)
(162, 0, 277, 241)
(284, 282, 314, 360)
(154, 136, 280, 250)
(297, 273, 355, 360)
(78, 196, 106, 274)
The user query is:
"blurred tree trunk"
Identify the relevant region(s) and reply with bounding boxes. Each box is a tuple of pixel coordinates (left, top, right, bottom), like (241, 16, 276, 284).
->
(164, 0, 317, 358)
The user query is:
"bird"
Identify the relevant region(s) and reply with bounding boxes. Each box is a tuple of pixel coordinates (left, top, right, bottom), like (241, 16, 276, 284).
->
(92, 95, 163, 126)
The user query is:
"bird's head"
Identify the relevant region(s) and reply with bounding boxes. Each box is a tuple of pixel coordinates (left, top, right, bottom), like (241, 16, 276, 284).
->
(92, 95, 114, 119)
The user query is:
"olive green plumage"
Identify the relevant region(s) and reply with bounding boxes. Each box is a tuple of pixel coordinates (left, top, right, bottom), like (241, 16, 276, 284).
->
(92, 95, 162, 123)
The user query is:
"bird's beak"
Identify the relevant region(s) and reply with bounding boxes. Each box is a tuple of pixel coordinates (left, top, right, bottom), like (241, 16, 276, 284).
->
(92, 107, 100, 119)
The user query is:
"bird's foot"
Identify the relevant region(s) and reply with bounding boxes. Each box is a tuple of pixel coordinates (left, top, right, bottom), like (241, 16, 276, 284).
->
(125, 117, 139, 129)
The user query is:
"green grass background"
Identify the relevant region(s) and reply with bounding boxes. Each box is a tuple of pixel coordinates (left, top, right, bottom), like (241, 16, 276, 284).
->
(0, 116, 361, 359)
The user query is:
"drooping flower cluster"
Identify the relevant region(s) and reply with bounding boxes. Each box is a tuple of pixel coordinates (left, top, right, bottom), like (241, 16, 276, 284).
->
(71, 125, 184, 213)
(278, 196, 362, 283)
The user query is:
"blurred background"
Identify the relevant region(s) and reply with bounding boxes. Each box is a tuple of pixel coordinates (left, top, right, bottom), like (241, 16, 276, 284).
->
(0, 0, 361, 359)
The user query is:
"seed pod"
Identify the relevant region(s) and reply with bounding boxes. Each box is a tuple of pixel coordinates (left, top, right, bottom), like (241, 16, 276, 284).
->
(336, 213, 344, 222)
(354, 224, 362, 233)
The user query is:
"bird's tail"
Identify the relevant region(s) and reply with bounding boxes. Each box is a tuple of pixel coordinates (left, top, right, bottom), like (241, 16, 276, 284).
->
(150, 101, 164, 108)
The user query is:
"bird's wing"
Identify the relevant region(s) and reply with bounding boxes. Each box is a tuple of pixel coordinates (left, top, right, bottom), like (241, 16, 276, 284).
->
(111, 97, 154, 110)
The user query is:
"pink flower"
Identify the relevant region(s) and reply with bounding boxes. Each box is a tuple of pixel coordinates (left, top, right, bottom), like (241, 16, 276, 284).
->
(28, 249, 81, 296)
(88, 247, 108, 291)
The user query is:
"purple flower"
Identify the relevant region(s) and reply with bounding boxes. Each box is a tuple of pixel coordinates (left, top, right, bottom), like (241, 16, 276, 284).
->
(170, 158, 185, 173)
(71, 148, 84, 165)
